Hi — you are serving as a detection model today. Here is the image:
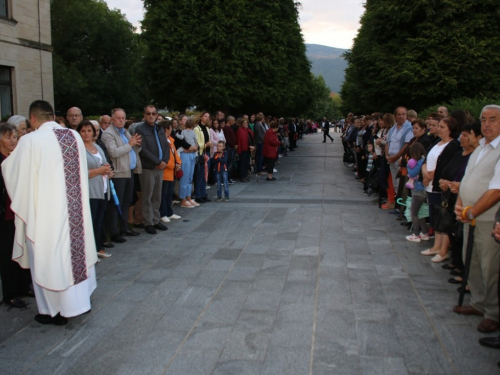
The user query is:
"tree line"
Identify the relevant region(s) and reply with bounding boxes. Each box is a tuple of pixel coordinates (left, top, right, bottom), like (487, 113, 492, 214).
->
(340, 0, 500, 115)
(51, 0, 338, 119)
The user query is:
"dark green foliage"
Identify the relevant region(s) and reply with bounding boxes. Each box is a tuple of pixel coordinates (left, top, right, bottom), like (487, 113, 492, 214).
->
(51, 0, 147, 115)
(341, 0, 500, 115)
(420, 96, 500, 120)
(142, 0, 313, 115)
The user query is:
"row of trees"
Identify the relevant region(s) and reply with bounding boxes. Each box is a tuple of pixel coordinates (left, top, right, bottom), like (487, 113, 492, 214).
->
(340, 0, 500, 114)
(51, 0, 338, 119)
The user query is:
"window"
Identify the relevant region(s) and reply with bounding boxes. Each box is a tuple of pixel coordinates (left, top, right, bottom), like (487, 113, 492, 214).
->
(0, 0, 7, 18)
(0, 66, 13, 120)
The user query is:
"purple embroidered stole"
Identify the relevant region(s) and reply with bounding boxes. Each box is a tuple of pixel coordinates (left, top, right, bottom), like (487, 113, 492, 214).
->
(53, 129, 87, 284)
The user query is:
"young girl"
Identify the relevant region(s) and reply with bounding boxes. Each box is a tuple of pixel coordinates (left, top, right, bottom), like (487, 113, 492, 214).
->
(405, 142, 429, 242)
(177, 119, 199, 208)
(213, 141, 229, 201)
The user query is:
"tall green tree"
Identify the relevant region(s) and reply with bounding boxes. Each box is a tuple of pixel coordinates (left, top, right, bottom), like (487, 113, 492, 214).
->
(142, 0, 313, 115)
(341, 0, 500, 114)
(51, 0, 147, 115)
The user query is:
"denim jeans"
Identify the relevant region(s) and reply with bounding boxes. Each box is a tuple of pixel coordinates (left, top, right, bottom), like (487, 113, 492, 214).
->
(216, 171, 229, 198)
(179, 152, 195, 199)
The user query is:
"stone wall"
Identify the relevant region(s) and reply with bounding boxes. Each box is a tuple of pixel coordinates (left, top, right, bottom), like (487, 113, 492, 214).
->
(0, 0, 53, 117)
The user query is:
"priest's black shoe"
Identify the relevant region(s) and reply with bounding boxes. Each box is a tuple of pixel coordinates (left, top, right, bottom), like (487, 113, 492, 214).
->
(202, 197, 211, 202)
(35, 313, 68, 326)
(145, 225, 157, 234)
(122, 229, 140, 236)
(154, 223, 168, 231)
(479, 336, 500, 349)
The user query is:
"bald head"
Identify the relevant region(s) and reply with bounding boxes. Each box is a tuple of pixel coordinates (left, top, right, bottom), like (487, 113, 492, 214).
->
(66, 107, 82, 129)
(99, 115, 111, 130)
(437, 106, 448, 117)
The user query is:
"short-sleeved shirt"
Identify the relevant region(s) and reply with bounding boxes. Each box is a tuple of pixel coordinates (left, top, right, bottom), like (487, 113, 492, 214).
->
(474, 135, 500, 190)
(388, 122, 413, 156)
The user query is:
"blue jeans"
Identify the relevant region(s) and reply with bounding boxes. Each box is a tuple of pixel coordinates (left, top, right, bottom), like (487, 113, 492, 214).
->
(256, 143, 264, 172)
(179, 152, 195, 199)
(216, 171, 229, 198)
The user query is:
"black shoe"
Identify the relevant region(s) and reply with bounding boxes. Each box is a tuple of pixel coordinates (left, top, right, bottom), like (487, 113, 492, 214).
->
(322, 141, 326, 143)
(5, 298, 27, 308)
(134, 223, 145, 229)
(457, 286, 470, 294)
(102, 241, 114, 248)
(122, 229, 140, 236)
(479, 336, 500, 349)
(441, 263, 456, 270)
(195, 198, 205, 203)
(450, 270, 462, 276)
(111, 235, 126, 243)
(266, 177, 276, 181)
(145, 225, 157, 234)
(228, 180, 234, 185)
(448, 278, 462, 284)
(35, 313, 68, 326)
(154, 223, 168, 231)
(202, 197, 211, 202)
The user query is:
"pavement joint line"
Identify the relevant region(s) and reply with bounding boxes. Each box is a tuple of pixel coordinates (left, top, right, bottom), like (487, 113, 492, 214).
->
(160, 208, 272, 375)
(309, 146, 327, 375)
(387, 227, 460, 375)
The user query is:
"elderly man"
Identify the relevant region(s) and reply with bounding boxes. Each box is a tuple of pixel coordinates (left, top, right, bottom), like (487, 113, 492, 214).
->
(134, 105, 169, 234)
(98, 115, 111, 131)
(384, 107, 413, 209)
(66, 107, 83, 130)
(454, 105, 500, 333)
(2, 100, 98, 325)
(102, 108, 142, 241)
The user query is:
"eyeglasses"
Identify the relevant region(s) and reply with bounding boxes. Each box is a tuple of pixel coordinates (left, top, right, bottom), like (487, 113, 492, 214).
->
(68, 114, 82, 118)
(146, 112, 157, 116)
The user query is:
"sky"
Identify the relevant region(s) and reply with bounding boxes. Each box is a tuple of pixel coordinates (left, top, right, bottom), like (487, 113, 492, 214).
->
(103, 0, 364, 49)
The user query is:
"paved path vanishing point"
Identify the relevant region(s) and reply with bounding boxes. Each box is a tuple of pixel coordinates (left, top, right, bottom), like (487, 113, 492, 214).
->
(0, 131, 498, 375)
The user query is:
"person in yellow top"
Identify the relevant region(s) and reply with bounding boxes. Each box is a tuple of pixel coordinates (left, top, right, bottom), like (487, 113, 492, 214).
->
(159, 120, 182, 222)
(193, 111, 212, 203)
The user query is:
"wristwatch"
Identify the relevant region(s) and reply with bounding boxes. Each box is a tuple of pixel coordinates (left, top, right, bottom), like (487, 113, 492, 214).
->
(468, 209, 475, 220)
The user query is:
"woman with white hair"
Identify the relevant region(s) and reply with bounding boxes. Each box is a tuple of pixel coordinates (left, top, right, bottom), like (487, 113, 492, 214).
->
(7, 115, 27, 139)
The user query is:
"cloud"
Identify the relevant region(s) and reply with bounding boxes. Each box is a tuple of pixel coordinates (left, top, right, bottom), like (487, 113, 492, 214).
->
(102, 0, 364, 48)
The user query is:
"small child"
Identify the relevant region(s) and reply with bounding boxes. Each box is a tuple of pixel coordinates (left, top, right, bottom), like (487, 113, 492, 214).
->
(213, 140, 229, 201)
(363, 143, 376, 194)
(176, 119, 197, 149)
(405, 142, 429, 243)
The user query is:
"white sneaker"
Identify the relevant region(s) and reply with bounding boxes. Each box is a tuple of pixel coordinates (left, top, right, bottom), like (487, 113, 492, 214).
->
(405, 234, 421, 243)
(278, 155, 283, 158)
(169, 214, 181, 220)
(206, 186, 211, 189)
(273, 168, 278, 173)
(419, 232, 430, 241)
(161, 216, 171, 223)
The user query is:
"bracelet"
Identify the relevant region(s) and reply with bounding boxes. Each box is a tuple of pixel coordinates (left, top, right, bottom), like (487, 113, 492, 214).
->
(462, 206, 472, 220)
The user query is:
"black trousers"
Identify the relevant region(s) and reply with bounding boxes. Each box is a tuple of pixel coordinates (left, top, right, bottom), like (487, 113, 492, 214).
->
(0, 220, 31, 302)
(239, 151, 250, 179)
(323, 131, 333, 142)
(90, 198, 107, 251)
(110, 176, 134, 235)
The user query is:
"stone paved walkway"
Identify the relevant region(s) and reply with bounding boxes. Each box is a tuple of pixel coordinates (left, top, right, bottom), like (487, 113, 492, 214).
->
(0, 132, 498, 374)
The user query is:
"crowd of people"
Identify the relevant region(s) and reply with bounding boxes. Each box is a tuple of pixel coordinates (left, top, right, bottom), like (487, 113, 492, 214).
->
(341, 104, 500, 363)
(0, 100, 321, 325)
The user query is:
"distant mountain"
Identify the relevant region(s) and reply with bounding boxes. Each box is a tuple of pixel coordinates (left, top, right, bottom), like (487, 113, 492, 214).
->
(306, 44, 348, 93)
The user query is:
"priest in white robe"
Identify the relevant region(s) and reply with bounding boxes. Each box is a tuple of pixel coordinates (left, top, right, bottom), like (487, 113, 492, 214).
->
(1, 100, 98, 325)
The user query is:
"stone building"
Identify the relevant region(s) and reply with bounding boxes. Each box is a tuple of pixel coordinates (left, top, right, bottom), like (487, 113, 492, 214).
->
(0, 0, 53, 119)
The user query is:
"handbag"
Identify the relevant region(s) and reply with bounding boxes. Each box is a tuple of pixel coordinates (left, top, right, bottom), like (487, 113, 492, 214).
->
(433, 191, 456, 233)
(171, 144, 183, 179)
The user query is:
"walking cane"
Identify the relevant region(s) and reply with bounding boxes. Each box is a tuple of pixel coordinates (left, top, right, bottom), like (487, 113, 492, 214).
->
(458, 207, 476, 307)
